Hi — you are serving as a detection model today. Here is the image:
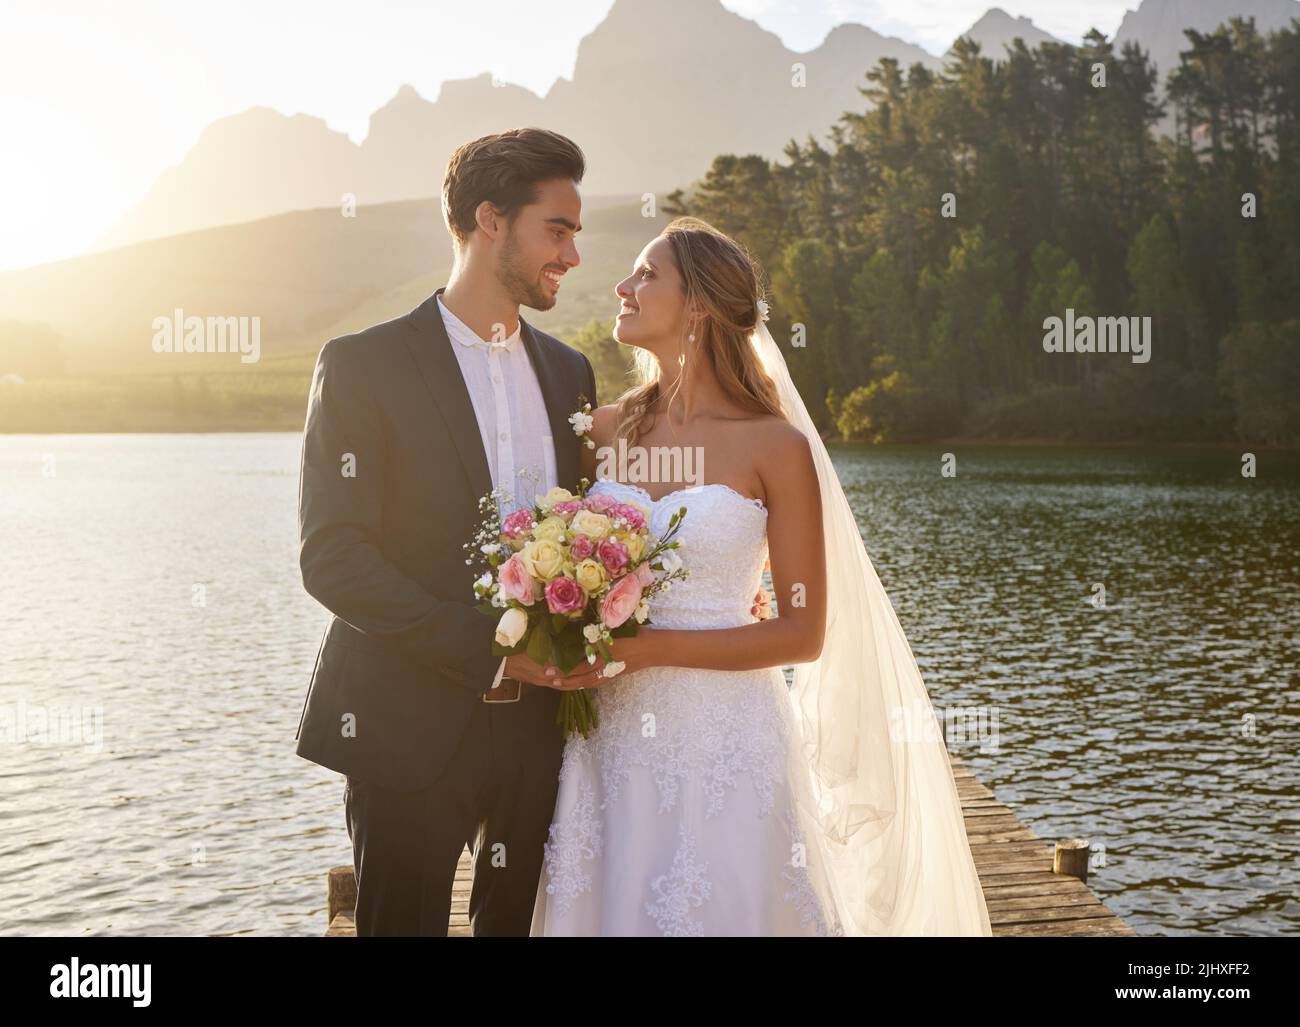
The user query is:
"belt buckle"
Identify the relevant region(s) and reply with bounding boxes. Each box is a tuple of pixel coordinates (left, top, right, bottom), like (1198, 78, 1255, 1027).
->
(482, 676, 523, 703)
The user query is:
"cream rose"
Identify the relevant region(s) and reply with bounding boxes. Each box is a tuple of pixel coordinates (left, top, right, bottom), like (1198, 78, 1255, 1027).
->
(618, 530, 646, 561)
(494, 607, 528, 648)
(570, 509, 612, 539)
(574, 557, 608, 594)
(521, 538, 565, 580)
(537, 486, 575, 513)
(533, 515, 568, 543)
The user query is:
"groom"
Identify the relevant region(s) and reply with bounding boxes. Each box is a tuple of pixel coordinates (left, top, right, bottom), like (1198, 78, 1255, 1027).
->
(294, 128, 595, 936)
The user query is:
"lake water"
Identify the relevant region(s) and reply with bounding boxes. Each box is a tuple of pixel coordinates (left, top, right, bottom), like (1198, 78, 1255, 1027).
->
(1, 434, 1296, 936)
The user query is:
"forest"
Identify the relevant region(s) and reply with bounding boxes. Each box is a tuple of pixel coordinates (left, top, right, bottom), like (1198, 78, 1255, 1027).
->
(628, 17, 1300, 445)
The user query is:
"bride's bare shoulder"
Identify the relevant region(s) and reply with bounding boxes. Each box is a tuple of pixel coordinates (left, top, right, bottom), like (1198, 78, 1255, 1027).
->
(750, 414, 808, 451)
(752, 416, 818, 505)
(590, 403, 621, 446)
(578, 403, 621, 480)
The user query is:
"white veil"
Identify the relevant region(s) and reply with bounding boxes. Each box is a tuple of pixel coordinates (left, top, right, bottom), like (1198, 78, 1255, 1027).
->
(750, 298, 992, 936)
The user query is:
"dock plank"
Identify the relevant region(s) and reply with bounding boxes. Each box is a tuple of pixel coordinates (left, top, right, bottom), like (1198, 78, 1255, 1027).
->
(323, 752, 1133, 937)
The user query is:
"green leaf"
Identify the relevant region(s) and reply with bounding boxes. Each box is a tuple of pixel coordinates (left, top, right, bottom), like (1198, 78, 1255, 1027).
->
(555, 634, 586, 673)
(490, 639, 526, 658)
(527, 626, 553, 665)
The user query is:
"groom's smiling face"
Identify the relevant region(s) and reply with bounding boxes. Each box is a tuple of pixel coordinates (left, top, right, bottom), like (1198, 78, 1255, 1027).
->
(496, 177, 582, 311)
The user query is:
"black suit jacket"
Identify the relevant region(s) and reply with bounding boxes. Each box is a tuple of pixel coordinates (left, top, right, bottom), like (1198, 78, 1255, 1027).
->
(294, 287, 596, 792)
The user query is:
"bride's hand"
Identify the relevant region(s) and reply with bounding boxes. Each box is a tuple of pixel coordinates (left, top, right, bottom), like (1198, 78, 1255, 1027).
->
(554, 631, 654, 689)
(751, 586, 773, 620)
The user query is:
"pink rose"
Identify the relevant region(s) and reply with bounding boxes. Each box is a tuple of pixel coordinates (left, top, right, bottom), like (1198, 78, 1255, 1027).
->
(634, 561, 655, 587)
(502, 509, 535, 538)
(552, 499, 582, 522)
(498, 554, 536, 606)
(583, 492, 617, 513)
(569, 534, 595, 561)
(601, 572, 643, 629)
(545, 576, 587, 615)
(597, 537, 629, 575)
(610, 503, 646, 531)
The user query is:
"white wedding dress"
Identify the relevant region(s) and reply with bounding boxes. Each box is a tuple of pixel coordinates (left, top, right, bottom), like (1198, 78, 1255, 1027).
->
(530, 301, 992, 937)
(530, 478, 847, 936)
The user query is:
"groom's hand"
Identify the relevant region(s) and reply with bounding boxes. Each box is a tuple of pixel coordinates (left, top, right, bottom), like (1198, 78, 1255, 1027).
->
(504, 653, 583, 690)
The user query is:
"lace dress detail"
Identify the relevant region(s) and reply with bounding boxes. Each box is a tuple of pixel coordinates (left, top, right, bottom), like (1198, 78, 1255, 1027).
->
(532, 480, 842, 937)
(540, 776, 601, 919)
(645, 824, 712, 936)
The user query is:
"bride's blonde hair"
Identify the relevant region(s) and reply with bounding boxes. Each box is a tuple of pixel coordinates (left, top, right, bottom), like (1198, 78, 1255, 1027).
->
(613, 216, 786, 448)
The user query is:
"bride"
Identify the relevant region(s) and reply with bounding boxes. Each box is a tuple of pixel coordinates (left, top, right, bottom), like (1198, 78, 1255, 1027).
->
(529, 216, 992, 937)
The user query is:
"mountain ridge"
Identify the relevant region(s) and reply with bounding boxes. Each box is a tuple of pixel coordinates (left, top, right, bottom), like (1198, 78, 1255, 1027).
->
(67, 0, 1300, 256)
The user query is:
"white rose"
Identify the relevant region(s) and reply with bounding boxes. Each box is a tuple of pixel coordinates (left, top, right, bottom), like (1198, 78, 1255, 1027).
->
(495, 607, 528, 647)
(600, 660, 626, 678)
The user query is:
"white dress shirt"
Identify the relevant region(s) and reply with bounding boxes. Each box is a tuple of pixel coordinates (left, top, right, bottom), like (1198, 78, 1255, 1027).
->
(438, 293, 557, 691)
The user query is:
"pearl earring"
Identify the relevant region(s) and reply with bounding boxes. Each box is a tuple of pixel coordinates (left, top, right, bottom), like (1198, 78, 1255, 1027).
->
(688, 331, 695, 343)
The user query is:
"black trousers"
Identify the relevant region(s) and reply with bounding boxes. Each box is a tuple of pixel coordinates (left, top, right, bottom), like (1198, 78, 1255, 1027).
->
(343, 685, 565, 936)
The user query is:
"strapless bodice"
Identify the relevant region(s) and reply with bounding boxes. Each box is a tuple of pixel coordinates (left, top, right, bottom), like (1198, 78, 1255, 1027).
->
(587, 479, 768, 630)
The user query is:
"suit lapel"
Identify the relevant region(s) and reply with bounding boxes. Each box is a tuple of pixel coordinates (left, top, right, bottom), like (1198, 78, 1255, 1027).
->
(519, 315, 580, 494)
(404, 289, 492, 502)
(404, 287, 579, 505)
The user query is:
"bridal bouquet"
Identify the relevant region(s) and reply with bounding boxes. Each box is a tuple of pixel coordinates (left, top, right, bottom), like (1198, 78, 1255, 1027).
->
(463, 476, 688, 739)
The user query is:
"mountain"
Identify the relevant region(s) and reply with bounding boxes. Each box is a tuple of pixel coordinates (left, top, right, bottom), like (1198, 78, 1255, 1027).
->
(103, 107, 364, 250)
(360, 77, 548, 206)
(1114, 0, 1299, 80)
(0, 193, 663, 376)
(46, 2, 1300, 253)
(98, 0, 939, 250)
(948, 7, 1063, 58)
(15, 2, 1300, 360)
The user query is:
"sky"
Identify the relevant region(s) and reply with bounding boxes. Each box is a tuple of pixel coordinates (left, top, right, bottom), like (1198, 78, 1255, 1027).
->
(0, 0, 1136, 272)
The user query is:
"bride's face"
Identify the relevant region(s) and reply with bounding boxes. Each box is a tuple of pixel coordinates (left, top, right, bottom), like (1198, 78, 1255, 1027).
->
(613, 237, 691, 351)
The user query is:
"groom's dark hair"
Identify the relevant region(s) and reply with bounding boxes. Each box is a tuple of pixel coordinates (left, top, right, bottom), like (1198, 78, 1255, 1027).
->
(441, 128, 586, 247)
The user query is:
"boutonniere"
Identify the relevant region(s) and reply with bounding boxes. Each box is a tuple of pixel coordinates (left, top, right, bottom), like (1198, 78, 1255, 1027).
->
(569, 394, 595, 450)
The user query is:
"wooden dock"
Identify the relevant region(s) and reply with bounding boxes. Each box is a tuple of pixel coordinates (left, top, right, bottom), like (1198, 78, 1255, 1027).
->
(947, 753, 1134, 936)
(323, 751, 1134, 937)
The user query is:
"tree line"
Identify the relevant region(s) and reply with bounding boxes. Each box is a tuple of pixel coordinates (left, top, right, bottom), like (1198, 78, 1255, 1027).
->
(637, 16, 1300, 445)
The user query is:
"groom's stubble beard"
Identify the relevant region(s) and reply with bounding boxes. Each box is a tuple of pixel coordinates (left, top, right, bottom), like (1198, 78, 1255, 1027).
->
(497, 220, 555, 312)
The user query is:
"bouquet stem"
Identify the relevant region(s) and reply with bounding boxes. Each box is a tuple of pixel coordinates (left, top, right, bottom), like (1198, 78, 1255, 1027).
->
(557, 689, 599, 740)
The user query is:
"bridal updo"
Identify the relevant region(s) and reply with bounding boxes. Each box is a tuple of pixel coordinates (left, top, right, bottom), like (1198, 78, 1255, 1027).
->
(614, 216, 785, 448)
